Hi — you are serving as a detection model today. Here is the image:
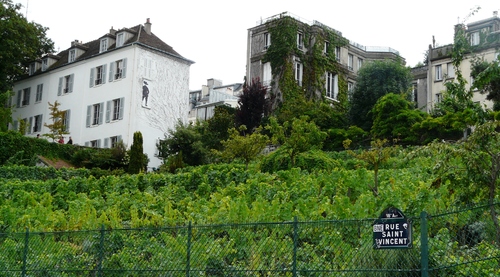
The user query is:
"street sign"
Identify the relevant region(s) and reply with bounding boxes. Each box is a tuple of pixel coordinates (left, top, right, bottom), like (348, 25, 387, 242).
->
(373, 207, 412, 249)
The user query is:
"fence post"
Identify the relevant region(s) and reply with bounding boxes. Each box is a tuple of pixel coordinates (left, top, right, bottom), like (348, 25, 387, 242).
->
(292, 216, 298, 277)
(420, 211, 429, 277)
(21, 228, 29, 277)
(97, 224, 105, 277)
(186, 222, 192, 277)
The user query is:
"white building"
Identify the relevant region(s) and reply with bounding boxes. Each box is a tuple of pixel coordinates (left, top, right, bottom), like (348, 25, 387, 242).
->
(10, 19, 194, 169)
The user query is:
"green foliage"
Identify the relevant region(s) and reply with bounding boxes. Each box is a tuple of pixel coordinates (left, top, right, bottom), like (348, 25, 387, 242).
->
(235, 78, 267, 132)
(471, 56, 500, 110)
(371, 93, 427, 143)
(217, 125, 269, 169)
(266, 116, 327, 166)
(158, 120, 208, 168)
(128, 131, 146, 174)
(43, 101, 69, 142)
(200, 105, 236, 152)
(0, 0, 54, 128)
(260, 148, 339, 173)
(348, 59, 413, 131)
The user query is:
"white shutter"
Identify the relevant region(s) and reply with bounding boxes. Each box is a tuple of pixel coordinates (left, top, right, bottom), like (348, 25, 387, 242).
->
(106, 100, 111, 123)
(102, 64, 107, 84)
(119, 97, 124, 120)
(98, 102, 104, 125)
(69, 74, 74, 92)
(58, 77, 63, 95)
(86, 105, 91, 127)
(109, 62, 114, 82)
(104, 138, 109, 148)
(122, 58, 127, 78)
(89, 68, 95, 88)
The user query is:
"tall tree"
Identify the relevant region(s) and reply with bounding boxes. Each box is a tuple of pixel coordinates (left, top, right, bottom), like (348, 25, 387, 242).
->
(128, 131, 146, 174)
(0, 0, 54, 127)
(217, 125, 269, 169)
(348, 59, 412, 131)
(471, 57, 500, 111)
(235, 77, 267, 133)
(43, 101, 69, 142)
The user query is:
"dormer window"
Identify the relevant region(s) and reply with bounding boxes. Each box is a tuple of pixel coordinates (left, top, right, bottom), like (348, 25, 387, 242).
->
(29, 63, 36, 75)
(100, 38, 108, 53)
(116, 33, 124, 47)
(264, 32, 271, 50)
(42, 58, 48, 71)
(470, 31, 480, 46)
(68, 49, 76, 63)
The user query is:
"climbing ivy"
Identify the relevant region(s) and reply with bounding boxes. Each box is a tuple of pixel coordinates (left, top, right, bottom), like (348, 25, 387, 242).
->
(263, 15, 349, 119)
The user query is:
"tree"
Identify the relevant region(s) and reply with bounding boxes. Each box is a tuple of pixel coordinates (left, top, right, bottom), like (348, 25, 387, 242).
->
(344, 138, 394, 197)
(201, 105, 235, 151)
(348, 59, 413, 131)
(217, 125, 269, 169)
(0, 0, 54, 127)
(471, 57, 500, 111)
(371, 93, 426, 144)
(128, 131, 147, 174)
(235, 77, 267, 133)
(157, 120, 208, 168)
(266, 116, 326, 166)
(43, 101, 69, 142)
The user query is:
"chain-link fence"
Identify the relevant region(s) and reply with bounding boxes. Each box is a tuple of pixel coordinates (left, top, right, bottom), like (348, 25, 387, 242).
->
(0, 203, 498, 276)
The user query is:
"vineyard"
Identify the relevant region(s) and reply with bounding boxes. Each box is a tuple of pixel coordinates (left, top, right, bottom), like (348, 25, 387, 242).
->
(0, 144, 499, 275)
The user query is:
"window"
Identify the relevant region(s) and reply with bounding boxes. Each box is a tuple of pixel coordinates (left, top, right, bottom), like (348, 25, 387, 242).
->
(35, 84, 43, 103)
(104, 135, 122, 148)
(264, 32, 271, 50)
(58, 74, 74, 95)
(109, 59, 127, 81)
(90, 64, 107, 87)
(324, 41, 329, 54)
(295, 60, 302, 86)
(262, 62, 272, 87)
(325, 72, 338, 100)
(62, 110, 71, 132)
(435, 65, 442, 81)
(348, 54, 354, 71)
(297, 32, 304, 50)
(470, 31, 480, 46)
(348, 82, 354, 93)
(470, 76, 476, 90)
(106, 97, 125, 122)
(446, 63, 455, 78)
(68, 49, 76, 63)
(436, 93, 442, 103)
(29, 63, 36, 75)
(17, 88, 31, 107)
(33, 114, 43, 133)
(86, 102, 104, 127)
(358, 58, 364, 70)
(89, 139, 100, 148)
(335, 46, 341, 61)
(412, 84, 418, 103)
(100, 38, 108, 53)
(42, 58, 48, 71)
(116, 33, 124, 47)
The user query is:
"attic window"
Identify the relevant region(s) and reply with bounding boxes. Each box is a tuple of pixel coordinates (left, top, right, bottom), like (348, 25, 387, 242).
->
(42, 58, 48, 71)
(29, 63, 36, 75)
(116, 33, 124, 47)
(68, 49, 76, 63)
(100, 38, 108, 53)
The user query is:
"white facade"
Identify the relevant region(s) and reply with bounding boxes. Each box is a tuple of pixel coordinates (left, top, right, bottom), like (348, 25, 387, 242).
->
(11, 19, 193, 169)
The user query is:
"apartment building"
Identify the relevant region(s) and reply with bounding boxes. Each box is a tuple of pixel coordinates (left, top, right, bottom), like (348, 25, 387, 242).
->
(246, 12, 403, 109)
(10, 19, 194, 169)
(416, 11, 500, 112)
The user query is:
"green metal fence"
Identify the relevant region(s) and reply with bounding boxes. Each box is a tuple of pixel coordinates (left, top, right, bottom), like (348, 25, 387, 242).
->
(0, 203, 498, 276)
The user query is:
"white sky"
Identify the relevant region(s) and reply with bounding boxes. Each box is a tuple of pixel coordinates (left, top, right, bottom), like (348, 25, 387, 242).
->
(16, 0, 500, 90)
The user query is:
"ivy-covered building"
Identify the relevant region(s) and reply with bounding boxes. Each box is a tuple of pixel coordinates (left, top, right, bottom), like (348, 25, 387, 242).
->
(245, 12, 403, 112)
(413, 11, 500, 112)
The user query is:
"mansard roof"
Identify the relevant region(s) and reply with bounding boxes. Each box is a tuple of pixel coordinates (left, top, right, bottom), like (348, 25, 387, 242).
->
(31, 20, 192, 75)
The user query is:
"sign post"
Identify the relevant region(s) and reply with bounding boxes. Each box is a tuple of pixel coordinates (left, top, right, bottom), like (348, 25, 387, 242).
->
(373, 207, 412, 249)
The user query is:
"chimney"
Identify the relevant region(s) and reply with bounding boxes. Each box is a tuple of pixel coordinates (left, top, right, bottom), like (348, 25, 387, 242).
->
(145, 18, 152, 35)
(110, 26, 116, 35)
(71, 40, 79, 47)
(494, 11, 498, 17)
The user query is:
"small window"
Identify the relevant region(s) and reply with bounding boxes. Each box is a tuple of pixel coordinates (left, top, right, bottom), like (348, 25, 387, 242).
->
(58, 74, 74, 95)
(335, 46, 341, 61)
(109, 59, 127, 81)
(297, 32, 304, 50)
(116, 33, 124, 47)
(348, 54, 354, 71)
(29, 63, 36, 75)
(42, 58, 48, 71)
(106, 97, 125, 122)
(447, 63, 455, 78)
(87, 102, 104, 127)
(110, 136, 120, 148)
(90, 64, 107, 87)
(63, 110, 71, 132)
(470, 31, 480, 46)
(348, 82, 354, 93)
(35, 84, 43, 102)
(262, 62, 272, 87)
(90, 140, 100, 148)
(435, 65, 442, 81)
(324, 41, 329, 54)
(325, 72, 338, 99)
(436, 93, 442, 103)
(21, 88, 31, 106)
(33, 114, 43, 133)
(68, 49, 76, 63)
(100, 38, 108, 53)
(295, 60, 302, 86)
(264, 32, 271, 50)
(358, 58, 364, 70)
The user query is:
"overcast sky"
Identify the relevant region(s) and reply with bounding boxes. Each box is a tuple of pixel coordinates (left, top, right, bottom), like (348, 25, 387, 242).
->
(16, 0, 500, 90)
